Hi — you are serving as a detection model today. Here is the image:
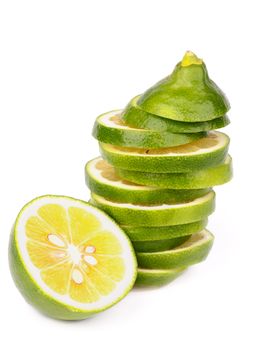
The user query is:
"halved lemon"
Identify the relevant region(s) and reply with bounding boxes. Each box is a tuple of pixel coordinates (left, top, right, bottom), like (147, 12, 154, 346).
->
(135, 267, 186, 287)
(85, 157, 210, 204)
(92, 111, 205, 148)
(117, 155, 233, 189)
(122, 95, 230, 133)
(90, 191, 215, 226)
(9, 195, 137, 320)
(99, 131, 229, 173)
(136, 230, 214, 269)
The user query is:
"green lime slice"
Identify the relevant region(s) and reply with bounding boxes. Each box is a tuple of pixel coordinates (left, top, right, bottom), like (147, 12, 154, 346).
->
(9, 195, 137, 320)
(89, 191, 215, 226)
(121, 219, 208, 241)
(137, 51, 230, 122)
(122, 95, 230, 133)
(136, 229, 214, 269)
(92, 111, 205, 148)
(135, 267, 186, 287)
(99, 131, 229, 173)
(117, 155, 233, 189)
(132, 235, 191, 253)
(85, 157, 211, 204)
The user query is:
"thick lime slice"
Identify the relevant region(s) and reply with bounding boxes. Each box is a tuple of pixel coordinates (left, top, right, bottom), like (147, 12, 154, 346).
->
(121, 219, 208, 241)
(9, 195, 137, 320)
(132, 235, 191, 253)
(137, 52, 230, 122)
(135, 267, 186, 287)
(90, 191, 215, 226)
(136, 230, 214, 269)
(100, 131, 229, 173)
(122, 95, 230, 133)
(85, 157, 211, 204)
(93, 111, 205, 148)
(117, 155, 233, 189)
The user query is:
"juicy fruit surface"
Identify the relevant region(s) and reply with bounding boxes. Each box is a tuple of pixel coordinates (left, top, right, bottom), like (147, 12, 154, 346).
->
(100, 131, 230, 173)
(122, 95, 230, 133)
(135, 267, 186, 287)
(85, 157, 211, 203)
(117, 155, 233, 189)
(10, 196, 137, 319)
(136, 229, 214, 269)
(92, 111, 205, 148)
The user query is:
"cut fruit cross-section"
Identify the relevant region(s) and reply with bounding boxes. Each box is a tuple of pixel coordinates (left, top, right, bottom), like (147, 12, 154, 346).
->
(99, 131, 229, 173)
(92, 110, 205, 148)
(135, 267, 187, 287)
(122, 95, 230, 133)
(85, 157, 211, 204)
(136, 229, 214, 269)
(9, 195, 137, 320)
(117, 155, 233, 189)
(90, 190, 215, 226)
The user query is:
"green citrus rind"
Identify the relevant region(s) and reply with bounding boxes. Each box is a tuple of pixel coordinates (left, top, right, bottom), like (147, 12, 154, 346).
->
(89, 191, 215, 226)
(9, 195, 137, 320)
(122, 95, 230, 133)
(136, 229, 214, 269)
(99, 131, 229, 173)
(132, 235, 191, 253)
(121, 219, 208, 241)
(135, 267, 187, 287)
(85, 157, 211, 204)
(117, 155, 233, 189)
(93, 110, 205, 148)
(137, 56, 230, 122)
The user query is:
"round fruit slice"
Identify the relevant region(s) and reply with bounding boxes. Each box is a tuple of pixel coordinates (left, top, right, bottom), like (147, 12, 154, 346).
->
(136, 229, 214, 269)
(117, 155, 233, 189)
(121, 219, 208, 241)
(89, 191, 215, 226)
(99, 131, 229, 173)
(132, 235, 191, 253)
(92, 111, 205, 148)
(85, 157, 211, 204)
(122, 95, 230, 133)
(9, 195, 137, 320)
(135, 267, 186, 287)
(137, 51, 230, 122)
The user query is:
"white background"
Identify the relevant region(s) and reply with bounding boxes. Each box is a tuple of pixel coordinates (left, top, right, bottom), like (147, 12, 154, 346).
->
(0, 1, 258, 349)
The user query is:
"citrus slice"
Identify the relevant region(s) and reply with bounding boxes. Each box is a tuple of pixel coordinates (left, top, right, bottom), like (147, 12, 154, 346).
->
(135, 267, 186, 287)
(121, 219, 208, 241)
(9, 195, 137, 320)
(137, 51, 230, 122)
(117, 155, 233, 189)
(132, 235, 191, 253)
(136, 229, 214, 269)
(99, 131, 229, 173)
(122, 95, 230, 133)
(92, 111, 205, 148)
(89, 191, 215, 226)
(85, 157, 211, 204)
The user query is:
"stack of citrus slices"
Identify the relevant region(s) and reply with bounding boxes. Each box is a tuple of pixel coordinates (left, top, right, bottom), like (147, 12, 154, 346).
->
(86, 51, 232, 287)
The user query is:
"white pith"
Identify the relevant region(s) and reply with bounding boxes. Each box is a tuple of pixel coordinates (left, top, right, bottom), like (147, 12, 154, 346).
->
(88, 157, 156, 191)
(92, 191, 214, 210)
(16, 196, 136, 311)
(99, 111, 147, 131)
(103, 131, 229, 156)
